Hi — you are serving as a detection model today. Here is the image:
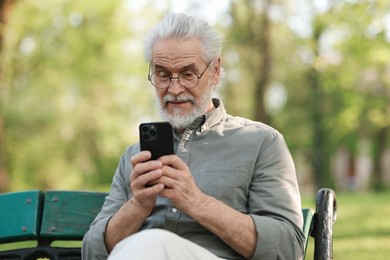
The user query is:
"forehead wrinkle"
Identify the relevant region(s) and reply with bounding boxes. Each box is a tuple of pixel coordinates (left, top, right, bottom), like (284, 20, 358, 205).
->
(152, 54, 200, 72)
(153, 62, 198, 72)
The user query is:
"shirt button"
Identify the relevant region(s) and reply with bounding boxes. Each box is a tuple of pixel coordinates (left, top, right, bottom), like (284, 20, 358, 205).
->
(172, 208, 178, 213)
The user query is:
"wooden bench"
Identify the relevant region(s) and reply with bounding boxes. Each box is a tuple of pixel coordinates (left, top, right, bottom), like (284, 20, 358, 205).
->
(0, 188, 337, 260)
(0, 190, 107, 259)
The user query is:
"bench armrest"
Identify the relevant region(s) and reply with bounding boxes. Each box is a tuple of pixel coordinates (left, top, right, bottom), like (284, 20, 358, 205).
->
(311, 188, 337, 260)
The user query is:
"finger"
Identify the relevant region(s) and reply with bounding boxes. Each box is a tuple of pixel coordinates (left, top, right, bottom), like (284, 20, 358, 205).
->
(131, 151, 152, 167)
(133, 168, 163, 187)
(133, 160, 162, 176)
(158, 155, 188, 171)
(159, 157, 190, 182)
(135, 183, 165, 197)
(158, 187, 174, 199)
(131, 155, 162, 182)
(160, 165, 182, 180)
(131, 183, 165, 209)
(155, 174, 178, 189)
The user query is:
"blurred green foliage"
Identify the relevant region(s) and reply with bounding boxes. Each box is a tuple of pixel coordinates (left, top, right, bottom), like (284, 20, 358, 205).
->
(0, 0, 389, 192)
(222, 0, 390, 191)
(1, 1, 161, 191)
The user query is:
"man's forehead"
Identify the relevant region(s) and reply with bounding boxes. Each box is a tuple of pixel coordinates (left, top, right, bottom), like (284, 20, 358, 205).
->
(152, 38, 203, 59)
(150, 38, 206, 71)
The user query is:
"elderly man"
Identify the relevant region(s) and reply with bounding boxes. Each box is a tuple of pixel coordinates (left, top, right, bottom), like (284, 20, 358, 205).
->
(82, 12, 304, 260)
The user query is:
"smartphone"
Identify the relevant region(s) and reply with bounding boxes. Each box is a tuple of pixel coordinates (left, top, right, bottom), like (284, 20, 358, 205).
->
(139, 122, 174, 160)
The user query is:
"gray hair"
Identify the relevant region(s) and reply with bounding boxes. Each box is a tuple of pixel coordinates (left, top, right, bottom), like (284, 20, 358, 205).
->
(143, 13, 223, 63)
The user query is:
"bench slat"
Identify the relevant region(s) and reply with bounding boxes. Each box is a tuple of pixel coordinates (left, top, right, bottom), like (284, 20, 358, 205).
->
(0, 190, 44, 243)
(40, 190, 107, 242)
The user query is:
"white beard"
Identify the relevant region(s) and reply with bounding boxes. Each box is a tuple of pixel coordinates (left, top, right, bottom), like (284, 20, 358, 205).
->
(154, 81, 216, 129)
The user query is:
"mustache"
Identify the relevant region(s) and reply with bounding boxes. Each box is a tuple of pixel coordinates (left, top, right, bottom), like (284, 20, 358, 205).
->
(163, 94, 195, 105)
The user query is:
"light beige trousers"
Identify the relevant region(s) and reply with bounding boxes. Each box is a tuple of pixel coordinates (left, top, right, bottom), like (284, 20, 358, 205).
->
(107, 229, 225, 260)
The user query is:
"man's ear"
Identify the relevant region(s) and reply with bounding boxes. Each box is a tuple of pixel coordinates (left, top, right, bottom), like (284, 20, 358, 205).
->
(212, 57, 221, 85)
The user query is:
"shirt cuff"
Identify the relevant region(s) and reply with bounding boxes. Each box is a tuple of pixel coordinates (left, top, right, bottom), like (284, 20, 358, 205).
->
(82, 215, 111, 259)
(250, 214, 280, 259)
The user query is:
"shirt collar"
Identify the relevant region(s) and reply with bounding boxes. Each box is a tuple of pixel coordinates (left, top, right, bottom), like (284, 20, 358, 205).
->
(200, 98, 226, 132)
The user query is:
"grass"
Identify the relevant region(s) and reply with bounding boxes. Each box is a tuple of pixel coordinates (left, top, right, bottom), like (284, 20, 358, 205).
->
(302, 190, 390, 260)
(1, 191, 390, 259)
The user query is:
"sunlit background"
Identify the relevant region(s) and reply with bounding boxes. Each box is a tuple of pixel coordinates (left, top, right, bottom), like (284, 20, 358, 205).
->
(0, 0, 389, 258)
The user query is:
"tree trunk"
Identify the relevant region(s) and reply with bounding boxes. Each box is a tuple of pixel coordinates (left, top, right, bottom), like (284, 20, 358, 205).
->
(0, 0, 13, 51)
(308, 66, 328, 190)
(253, 0, 272, 124)
(307, 18, 331, 191)
(228, 0, 272, 123)
(372, 126, 389, 190)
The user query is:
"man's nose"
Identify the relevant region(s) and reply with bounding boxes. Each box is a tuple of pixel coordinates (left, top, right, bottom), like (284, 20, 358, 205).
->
(168, 76, 185, 94)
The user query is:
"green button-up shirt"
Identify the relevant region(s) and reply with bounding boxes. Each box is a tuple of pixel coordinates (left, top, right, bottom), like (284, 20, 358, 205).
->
(82, 99, 305, 260)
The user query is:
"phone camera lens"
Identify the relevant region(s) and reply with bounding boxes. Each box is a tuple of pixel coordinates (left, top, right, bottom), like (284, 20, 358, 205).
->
(143, 134, 149, 140)
(149, 130, 157, 136)
(142, 126, 149, 133)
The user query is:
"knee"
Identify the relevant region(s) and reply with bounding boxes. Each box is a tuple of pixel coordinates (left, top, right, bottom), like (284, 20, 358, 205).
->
(109, 229, 175, 258)
(121, 229, 175, 249)
(134, 229, 175, 244)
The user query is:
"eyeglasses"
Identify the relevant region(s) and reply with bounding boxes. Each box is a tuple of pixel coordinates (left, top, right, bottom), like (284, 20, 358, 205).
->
(148, 60, 213, 89)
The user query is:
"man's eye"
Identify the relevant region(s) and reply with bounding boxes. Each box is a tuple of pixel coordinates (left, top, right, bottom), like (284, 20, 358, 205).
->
(156, 71, 170, 79)
(181, 71, 196, 80)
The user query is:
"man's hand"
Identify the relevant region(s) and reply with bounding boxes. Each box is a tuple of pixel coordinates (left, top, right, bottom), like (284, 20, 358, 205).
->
(156, 155, 206, 213)
(130, 151, 165, 212)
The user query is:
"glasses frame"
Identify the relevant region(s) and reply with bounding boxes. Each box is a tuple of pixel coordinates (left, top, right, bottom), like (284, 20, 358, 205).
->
(148, 60, 213, 89)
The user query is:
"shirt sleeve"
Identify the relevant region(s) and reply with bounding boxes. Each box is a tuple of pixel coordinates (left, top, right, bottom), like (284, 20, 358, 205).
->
(82, 145, 137, 260)
(249, 130, 305, 259)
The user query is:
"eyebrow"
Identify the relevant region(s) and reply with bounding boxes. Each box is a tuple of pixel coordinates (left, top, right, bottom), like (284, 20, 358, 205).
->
(153, 63, 199, 73)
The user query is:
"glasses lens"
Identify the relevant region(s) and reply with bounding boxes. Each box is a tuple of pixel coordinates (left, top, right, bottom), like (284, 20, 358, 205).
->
(179, 71, 199, 89)
(150, 72, 170, 89)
